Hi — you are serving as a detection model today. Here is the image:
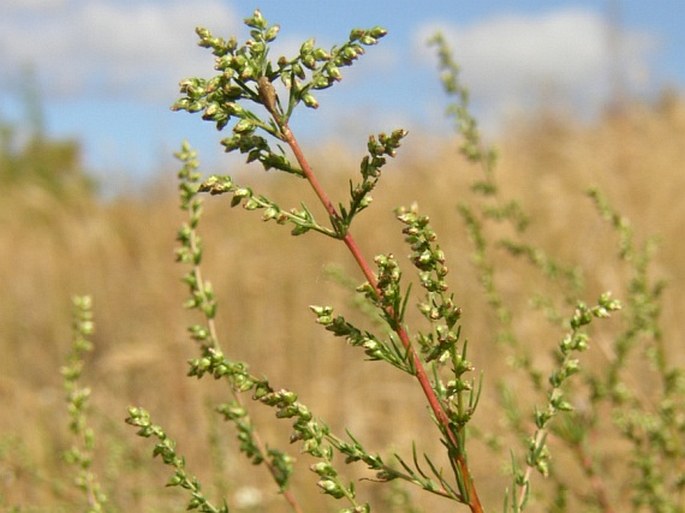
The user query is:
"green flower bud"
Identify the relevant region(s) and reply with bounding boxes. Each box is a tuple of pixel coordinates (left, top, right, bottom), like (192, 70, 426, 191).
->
(243, 198, 260, 210)
(233, 119, 254, 133)
(239, 65, 255, 81)
(302, 93, 319, 109)
(341, 47, 358, 62)
(188, 325, 209, 340)
(216, 55, 232, 71)
(196, 27, 212, 41)
(292, 62, 305, 79)
(202, 103, 219, 119)
(315, 314, 333, 325)
(170, 98, 190, 112)
(370, 26, 388, 39)
(187, 101, 204, 113)
(303, 438, 321, 455)
(300, 38, 315, 56)
(312, 75, 331, 89)
(248, 41, 266, 55)
(310, 305, 326, 315)
(310, 461, 335, 476)
(232, 54, 247, 70)
(302, 54, 317, 70)
(226, 36, 238, 52)
(245, 9, 267, 29)
(328, 65, 342, 81)
(317, 479, 344, 498)
(296, 403, 312, 420)
(362, 339, 380, 351)
(262, 206, 279, 220)
(349, 29, 364, 41)
(222, 84, 243, 98)
(358, 195, 372, 208)
(225, 102, 244, 116)
(221, 135, 241, 152)
(264, 24, 280, 42)
(233, 187, 252, 199)
(312, 47, 330, 61)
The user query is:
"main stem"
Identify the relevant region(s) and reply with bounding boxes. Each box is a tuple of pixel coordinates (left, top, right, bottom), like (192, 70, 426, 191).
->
(280, 124, 484, 513)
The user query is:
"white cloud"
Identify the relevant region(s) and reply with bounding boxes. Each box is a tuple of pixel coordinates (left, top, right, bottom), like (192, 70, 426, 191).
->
(0, 0, 238, 102)
(3, 0, 68, 11)
(0, 0, 398, 108)
(414, 7, 657, 126)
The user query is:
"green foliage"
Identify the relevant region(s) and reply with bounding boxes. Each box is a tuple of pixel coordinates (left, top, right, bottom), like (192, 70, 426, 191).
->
(0, 125, 94, 196)
(431, 32, 684, 513)
(587, 188, 685, 512)
(42, 8, 682, 513)
(0, 85, 95, 197)
(172, 9, 386, 178)
(123, 9, 626, 513)
(61, 296, 108, 513)
(126, 407, 229, 513)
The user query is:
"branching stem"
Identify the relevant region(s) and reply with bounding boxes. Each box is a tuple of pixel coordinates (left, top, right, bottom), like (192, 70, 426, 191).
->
(281, 122, 484, 513)
(188, 205, 305, 513)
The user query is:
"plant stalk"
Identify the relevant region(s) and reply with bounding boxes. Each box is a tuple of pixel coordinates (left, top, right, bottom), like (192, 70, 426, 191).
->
(189, 219, 305, 513)
(280, 123, 484, 513)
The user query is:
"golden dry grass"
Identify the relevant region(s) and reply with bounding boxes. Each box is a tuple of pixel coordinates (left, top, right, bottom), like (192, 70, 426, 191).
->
(1, 95, 684, 512)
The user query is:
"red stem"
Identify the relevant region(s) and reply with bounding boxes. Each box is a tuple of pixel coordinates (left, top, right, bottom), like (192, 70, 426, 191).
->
(281, 125, 484, 513)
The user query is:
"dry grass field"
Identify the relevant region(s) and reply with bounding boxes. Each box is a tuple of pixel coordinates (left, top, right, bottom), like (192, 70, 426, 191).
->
(1, 94, 684, 511)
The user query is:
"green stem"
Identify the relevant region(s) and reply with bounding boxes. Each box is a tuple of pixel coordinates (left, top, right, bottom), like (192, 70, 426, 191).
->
(187, 195, 305, 513)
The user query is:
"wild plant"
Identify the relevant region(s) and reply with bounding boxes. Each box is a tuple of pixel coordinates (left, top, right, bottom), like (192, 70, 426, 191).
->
(118, 9, 640, 513)
(430, 33, 684, 512)
(35, 7, 664, 513)
(62, 295, 108, 513)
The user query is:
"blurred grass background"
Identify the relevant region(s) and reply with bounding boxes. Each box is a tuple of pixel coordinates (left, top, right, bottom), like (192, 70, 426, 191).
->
(1, 92, 684, 512)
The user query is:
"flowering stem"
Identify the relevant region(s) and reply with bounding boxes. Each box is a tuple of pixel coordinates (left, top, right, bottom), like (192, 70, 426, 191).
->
(185, 185, 305, 513)
(281, 123, 484, 513)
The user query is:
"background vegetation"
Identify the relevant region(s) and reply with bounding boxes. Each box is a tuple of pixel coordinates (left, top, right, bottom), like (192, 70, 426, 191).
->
(1, 89, 684, 511)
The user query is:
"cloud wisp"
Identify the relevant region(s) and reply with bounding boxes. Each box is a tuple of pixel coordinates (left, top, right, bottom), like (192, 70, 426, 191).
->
(415, 7, 657, 126)
(0, 0, 238, 103)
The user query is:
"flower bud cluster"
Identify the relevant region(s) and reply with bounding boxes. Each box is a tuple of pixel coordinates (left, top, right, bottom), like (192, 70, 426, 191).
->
(62, 296, 109, 511)
(396, 204, 463, 363)
(126, 407, 226, 512)
(396, 204, 448, 293)
(173, 11, 388, 182)
(249, 380, 371, 508)
(310, 305, 412, 373)
(526, 293, 621, 478)
(355, 254, 402, 317)
(286, 25, 387, 109)
(174, 143, 223, 327)
(340, 129, 409, 230)
(173, 9, 387, 142)
(198, 174, 334, 237)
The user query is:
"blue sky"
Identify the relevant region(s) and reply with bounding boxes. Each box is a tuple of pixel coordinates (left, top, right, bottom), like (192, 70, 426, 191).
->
(1, 0, 683, 188)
